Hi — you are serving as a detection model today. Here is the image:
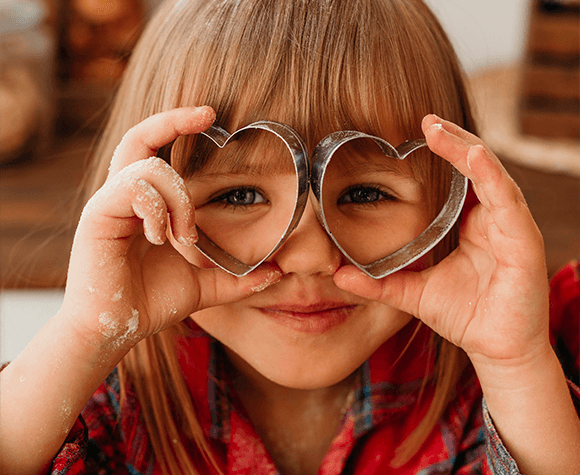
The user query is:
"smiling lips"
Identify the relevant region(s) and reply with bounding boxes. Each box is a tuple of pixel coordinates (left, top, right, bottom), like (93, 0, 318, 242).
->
(257, 302, 358, 334)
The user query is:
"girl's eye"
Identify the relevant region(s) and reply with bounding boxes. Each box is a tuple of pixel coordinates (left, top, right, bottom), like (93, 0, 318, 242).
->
(338, 185, 395, 205)
(212, 187, 268, 207)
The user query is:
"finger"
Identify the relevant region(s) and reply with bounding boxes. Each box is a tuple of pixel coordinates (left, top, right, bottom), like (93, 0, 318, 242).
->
(114, 157, 197, 246)
(465, 145, 542, 250)
(131, 179, 167, 245)
(422, 114, 486, 148)
(334, 265, 426, 317)
(81, 175, 168, 245)
(422, 116, 537, 242)
(108, 106, 216, 177)
(190, 262, 283, 312)
(422, 114, 494, 179)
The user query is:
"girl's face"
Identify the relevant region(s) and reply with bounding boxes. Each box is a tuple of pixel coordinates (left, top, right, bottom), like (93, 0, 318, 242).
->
(172, 127, 432, 390)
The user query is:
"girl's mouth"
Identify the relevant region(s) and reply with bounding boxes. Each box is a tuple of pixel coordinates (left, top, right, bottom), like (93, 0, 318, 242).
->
(256, 303, 358, 334)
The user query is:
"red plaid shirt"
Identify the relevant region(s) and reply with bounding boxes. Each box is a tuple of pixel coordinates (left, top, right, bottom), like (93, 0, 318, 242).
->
(50, 260, 580, 475)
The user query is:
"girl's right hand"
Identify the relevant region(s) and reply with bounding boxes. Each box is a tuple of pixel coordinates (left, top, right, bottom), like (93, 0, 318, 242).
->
(1, 107, 283, 475)
(61, 106, 282, 354)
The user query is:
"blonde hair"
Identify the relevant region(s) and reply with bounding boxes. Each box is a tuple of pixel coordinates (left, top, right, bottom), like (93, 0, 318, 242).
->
(87, 0, 476, 472)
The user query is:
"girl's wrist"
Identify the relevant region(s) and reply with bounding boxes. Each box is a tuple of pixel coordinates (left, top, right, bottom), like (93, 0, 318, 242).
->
(0, 307, 132, 474)
(469, 339, 557, 393)
(55, 303, 136, 370)
(472, 343, 580, 475)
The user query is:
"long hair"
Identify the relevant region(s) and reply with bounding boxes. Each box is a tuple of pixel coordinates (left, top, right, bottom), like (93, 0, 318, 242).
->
(86, 0, 476, 472)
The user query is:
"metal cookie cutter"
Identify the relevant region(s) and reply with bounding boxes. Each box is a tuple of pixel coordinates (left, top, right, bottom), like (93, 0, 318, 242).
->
(158, 121, 310, 276)
(310, 131, 468, 279)
(159, 122, 467, 278)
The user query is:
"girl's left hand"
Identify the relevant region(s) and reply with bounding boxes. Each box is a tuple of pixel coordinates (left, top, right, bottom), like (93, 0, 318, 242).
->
(334, 115, 551, 371)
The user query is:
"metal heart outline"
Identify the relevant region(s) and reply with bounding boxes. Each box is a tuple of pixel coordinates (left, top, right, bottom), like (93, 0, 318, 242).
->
(310, 130, 468, 279)
(158, 121, 309, 276)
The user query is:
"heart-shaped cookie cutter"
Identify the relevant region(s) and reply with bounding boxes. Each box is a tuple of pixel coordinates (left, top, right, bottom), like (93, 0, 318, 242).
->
(310, 131, 468, 278)
(159, 122, 467, 278)
(158, 121, 310, 276)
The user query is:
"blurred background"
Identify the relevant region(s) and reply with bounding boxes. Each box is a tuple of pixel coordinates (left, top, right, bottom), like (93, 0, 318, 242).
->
(1, 0, 579, 362)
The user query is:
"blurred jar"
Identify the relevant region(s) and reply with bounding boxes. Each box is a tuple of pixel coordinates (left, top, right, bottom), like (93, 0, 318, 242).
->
(0, 0, 55, 164)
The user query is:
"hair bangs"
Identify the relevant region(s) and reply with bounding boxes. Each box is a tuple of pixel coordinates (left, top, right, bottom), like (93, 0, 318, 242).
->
(163, 0, 458, 219)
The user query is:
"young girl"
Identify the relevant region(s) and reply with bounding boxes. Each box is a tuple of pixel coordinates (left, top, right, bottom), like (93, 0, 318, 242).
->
(1, 1, 579, 474)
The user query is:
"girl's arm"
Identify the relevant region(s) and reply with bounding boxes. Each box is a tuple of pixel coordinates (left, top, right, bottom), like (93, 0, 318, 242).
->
(335, 115, 580, 475)
(0, 306, 131, 475)
(0, 107, 281, 475)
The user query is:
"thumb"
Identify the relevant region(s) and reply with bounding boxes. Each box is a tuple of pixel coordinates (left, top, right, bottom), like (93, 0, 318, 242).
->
(191, 262, 283, 312)
(334, 265, 427, 317)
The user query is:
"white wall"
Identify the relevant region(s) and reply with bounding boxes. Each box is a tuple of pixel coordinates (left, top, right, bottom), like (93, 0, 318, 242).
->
(0, 1, 529, 363)
(425, 0, 529, 72)
(1, 290, 64, 362)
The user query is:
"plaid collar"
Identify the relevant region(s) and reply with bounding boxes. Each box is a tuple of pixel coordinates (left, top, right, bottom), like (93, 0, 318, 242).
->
(206, 339, 428, 442)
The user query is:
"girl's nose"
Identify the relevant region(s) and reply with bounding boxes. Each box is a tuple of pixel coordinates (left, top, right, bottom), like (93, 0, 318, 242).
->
(272, 198, 343, 275)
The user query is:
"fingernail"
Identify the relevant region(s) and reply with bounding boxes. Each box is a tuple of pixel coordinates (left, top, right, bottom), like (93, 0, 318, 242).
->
(424, 123, 445, 138)
(422, 114, 442, 133)
(251, 269, 282, 293)
(467, 150, 474, 171)
(177, 224, 197, 247)
(144, 224, 165, 246)
(177, 234, 195, 247)
(467, 144, 485, 172)
(196, 106, 216, 122)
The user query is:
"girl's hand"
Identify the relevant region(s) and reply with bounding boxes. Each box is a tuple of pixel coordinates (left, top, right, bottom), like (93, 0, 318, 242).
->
(334, 115, 580, 475)
(335, 115, 550, 371)
(1, 108, 283, 475)
(62, 107, 281, 353)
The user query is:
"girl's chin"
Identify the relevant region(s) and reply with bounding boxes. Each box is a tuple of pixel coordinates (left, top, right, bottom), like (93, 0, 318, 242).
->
(224, 342, 365, 391)
(266, 364, 360, 390)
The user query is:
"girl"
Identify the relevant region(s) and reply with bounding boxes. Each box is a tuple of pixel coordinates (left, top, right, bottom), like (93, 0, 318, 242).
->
(1, 1, 579, 474)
